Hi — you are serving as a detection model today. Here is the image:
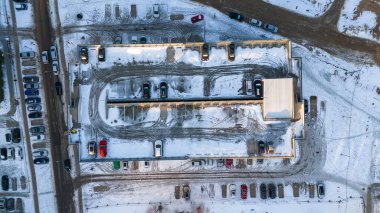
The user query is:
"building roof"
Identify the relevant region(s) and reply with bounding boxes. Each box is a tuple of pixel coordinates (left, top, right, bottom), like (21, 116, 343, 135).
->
(263, 78, 294, 119)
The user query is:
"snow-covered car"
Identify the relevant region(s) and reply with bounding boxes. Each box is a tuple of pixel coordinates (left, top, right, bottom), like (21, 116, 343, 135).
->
(32, 149, 48, 158)
(29, 126, 45, 134)
(153, 4, 159, 18)
(183, 185, 190, 200)
(99, 140, 107, 157)
(50, 45, 58, 60)
(34, 157, 49, 165)
(27, 104, 42, 112)
(249, 18, 262, 27)
(15, 146, 23, 161)
(317, 184, 325, 199)
(154, 140, 163, 157)
(52, 60, 59, 75)
(25, 97, 41, 104)
(7, 147, 15, 160)
(25, 89, 39, 96)
(131, 36, 138, 44)
(263, 23, 278, 33)
(122, 161, 128, 170)
(24, 83, 39, 89)
(80, 47, 88, 64)
(191, 14, 204, 23)
(19, 51, 35, 59)
(229, 184, 236, 198)
(41, 51, 48, 64)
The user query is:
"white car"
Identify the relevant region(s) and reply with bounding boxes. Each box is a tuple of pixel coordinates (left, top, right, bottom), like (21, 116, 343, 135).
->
(41, 51, 48, 64)
(122, 161, 128, 170)
(15, 146, 23, 161)
(52, 60, 59, 75)
(154, 140, 163, 157)
(50, 46, 58, 60)
(32, 149, 48, 158)
(153, 4, 159, 18)
(249, 18, 262, 27)
(229, 184, 236, 198)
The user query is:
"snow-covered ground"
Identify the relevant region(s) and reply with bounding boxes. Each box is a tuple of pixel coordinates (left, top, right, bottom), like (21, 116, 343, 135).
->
(337, 0, 379, 43)
(263, 0, 334, 17)
(0, 0, 11, 27)
(0, 51, 11, 115)
(13, 2, 34, 28)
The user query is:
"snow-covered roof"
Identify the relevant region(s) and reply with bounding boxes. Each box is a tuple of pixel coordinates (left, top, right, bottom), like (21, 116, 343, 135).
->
(263, 78, 294, 120)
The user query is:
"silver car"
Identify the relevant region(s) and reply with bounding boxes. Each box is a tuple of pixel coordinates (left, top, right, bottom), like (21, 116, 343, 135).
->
(52, 60, 59, 75)
(30, 126, 45, 134)
(249, 18, 262, 27)
(27, 104, 42, 112)
(32, 149, 48, 158)
(41, 51, 49, 64)
(263, 23, 278, 33)
(50, 46, 58, 60)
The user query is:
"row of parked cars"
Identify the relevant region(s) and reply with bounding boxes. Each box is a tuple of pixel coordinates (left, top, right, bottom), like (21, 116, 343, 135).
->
(229, 12, 279, 33)
(142, 82, 168, 99)
(244, 77, 263, 97)
(87, 140, 107, 157)
(0, 197, 20, 212)
(200, 43, 236, 62)
(0, 146, 22, 161)
(41, 46, 60, 74)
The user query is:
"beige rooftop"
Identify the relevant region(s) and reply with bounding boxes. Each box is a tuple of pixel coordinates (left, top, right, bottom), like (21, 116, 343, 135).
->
(263, 78, 294, 120)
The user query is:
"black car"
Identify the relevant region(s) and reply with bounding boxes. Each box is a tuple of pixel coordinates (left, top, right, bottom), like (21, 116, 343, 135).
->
(253, 80, 263, 97)
(201, 43, 209, 61)
(229, 12, 244, 22)
(34, 157, 49, 165)
(258, 141, 265, 154)
(30, 126, 45, 134)
(55, 81, 62, 96)
(25, 89, 39, 96)
(15, 3, 28, 10)
(64, 159, 71, 171)
(0, 148, 7, 160)
(160, 82, 168, 98)
(257, 158, 263, 164)
(260, 183, 267, 199)
(140, 37, 147, 44)
(80, 47, 88, 64)
(268, 183, 276, 199)
(11, 128, 21, 143)
(28, 112, 42, 119)
(228, 43, 235, 61)
(304, 99, 309, 113)
(23, 76, 39, 83)
(142, 82, 151, 99)
(6, 198, 15, 211)
(25, 97, 41, 104)
(13, 0, 27, 2)
(98, 47, 105, 62)
(1, 175, 9, 191)
(5, 133, 12, 142)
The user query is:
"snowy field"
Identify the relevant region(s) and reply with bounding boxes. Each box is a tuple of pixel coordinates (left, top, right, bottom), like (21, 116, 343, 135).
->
(338, 0, 379, 43)
(13, 2, 35, 28)
(0, 0, 10, 27)
(82, 180, 364, 213)
(264, 0, 335, 17)
(0, 54, 11, 115)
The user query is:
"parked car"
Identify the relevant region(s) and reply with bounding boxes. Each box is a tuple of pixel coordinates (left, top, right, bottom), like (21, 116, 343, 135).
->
(41, 51, 48, 64)
(99, 140, 107, 157)
(32, 149, 48, 158)
(253, 79, 263, 97)
(25, 89, 39, 96)
(7, 147, 14, 160)
(64, 159, 71, 171)
(241, 184, 248, 200)
(249, 18, 262, 27)
(5, 133, 11, 142)
(131, 36, 138, 44)
(25, 97, 41, 104)
(225, 158, 233, 167)
(317, 183, 325, 199)
(217, 159, 225, 167)
(263, 23, 278, 33)
(11, 128, 21, 143)
(160, 82, 168, 98)
(228, 43, 235, 61)
(27, 104, 42, 112)
(80, 47, 88, 64)
(15, 146, 23, 160)
(29, 126, 45, 134)
(229, 12, 244, 22)
(153, 4, 159, 18)
(257, 158, 264, 164)
(268, 183, 276, 199)
(260, 183, 267, 199)
(258, 141, 265, 154)
(0, 198, 5, 211)
(52, 60, 59, 75)
(34, 157, 49, 165)
(154, 140, 163, 157)
(88, 141, 96, 156)
(244, 79, 253, 95)
(28, 112, 42, 119)
(50, 45, 58, 60)
(267, 141, 274, 154)
(229, 184, 236, 198)
(24, 83, 39, 89)
(140, 37, 147, 44)
(191, 14, 204, 23)
(201, 43, 209, 61)
(183, 185, 190, 200)
(142, 82, 151, 99)
(1, 175, 9, 191)
(23, 76, 39, 83)
(191, 160, 203, 166)
(6, 198, 15, 211)
(55, 81, 62, 96)
(304, 99, 309, 113)
(98, 47, 105, 62)
(122, 161, 129, 170)
(15, 3, 28, 10)
(114, 36, 122, 44)
(0, 148, 7, 160)
(13, 0, 27, 3)
(19, 51, 35, 59)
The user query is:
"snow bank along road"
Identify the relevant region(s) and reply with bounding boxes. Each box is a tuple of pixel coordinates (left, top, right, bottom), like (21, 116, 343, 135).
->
(193, 0, 380, 65)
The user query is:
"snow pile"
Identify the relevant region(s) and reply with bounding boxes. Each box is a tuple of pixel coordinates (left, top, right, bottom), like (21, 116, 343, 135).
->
(338, 0, 379, 43)
(264, 0, 334, 17)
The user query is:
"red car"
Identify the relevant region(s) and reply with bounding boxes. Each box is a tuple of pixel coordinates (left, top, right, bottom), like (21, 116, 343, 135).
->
(191, 14, 204, 23)
(226, 158, 233, 167)
(241, 184, 248, 200)
(99, 140, 107, 157)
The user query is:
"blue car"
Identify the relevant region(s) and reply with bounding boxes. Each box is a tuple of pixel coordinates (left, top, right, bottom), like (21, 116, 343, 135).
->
(25, 89, 39, 96)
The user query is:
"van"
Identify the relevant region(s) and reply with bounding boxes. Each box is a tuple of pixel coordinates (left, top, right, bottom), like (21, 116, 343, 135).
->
(244, 80, 253, 95)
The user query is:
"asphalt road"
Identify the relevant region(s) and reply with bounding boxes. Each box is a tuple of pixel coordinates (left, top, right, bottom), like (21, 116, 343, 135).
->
(32, 0, 75, 213)
(193, 0, 379, 65)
